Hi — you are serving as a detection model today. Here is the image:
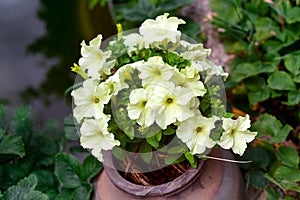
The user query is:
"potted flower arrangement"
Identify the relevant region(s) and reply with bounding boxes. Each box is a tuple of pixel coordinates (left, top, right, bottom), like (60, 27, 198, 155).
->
(70, 13, 257, 199)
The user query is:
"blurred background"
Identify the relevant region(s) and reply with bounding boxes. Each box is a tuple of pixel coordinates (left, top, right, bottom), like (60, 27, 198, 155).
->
(0, 0, 116, 123)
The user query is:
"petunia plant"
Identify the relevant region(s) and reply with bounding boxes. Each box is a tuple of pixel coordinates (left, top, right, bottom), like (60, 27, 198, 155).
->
(70, 13, 257, 172)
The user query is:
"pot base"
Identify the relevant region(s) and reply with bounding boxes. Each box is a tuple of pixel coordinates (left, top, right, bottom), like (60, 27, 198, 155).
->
(94, 149, 246, 200)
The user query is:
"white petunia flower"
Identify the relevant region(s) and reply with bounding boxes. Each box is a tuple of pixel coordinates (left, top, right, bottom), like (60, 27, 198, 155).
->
(176, 115, 217, 155)
(138, 56, 175, 86)
(218, 114, 257, 156)
(178, 66, 207, 97)
(80, 116, 120, 162)
(179, 40, 211, 61)
(127, 88, 155, 127)
(71, 79, 110, 122)
(191, 60, 228, 82)
(139, 13, 185, 46)
(122, 33, 144, 55)
(79, 34, 112, 78)
(147, 82, 194, 129)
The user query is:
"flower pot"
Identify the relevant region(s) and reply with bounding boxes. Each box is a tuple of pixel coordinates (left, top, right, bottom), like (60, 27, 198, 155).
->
(94, 148, 246, 200)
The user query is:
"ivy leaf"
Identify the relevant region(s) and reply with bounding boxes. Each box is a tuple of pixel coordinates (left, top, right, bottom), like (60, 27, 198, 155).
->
(3, 175, 48, 200)
(277, 146, 299, 168)
(55, 153, 82, 188)
(268, 71, 296, 91)
(73, 183, 92, 200)
(0, 134, 25, 158)
(80, 155, 103, 181)
(246, 170, 269, 189)
(139, 142, 152, 163)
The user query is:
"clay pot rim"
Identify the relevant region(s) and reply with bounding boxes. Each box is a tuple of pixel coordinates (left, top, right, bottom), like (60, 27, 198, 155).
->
(102, 150, 205, 197)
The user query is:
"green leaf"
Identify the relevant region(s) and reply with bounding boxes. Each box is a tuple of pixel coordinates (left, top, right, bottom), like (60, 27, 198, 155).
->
(252, 113, 292, 143)
(253, 17, 279, 41)
(122, 0, 157, 21)
(266, 187, 281, 200)
(112, 147, 126, 160)
(274, 166, 300, 182)
(3, 175, 48, 200)
(163, 126, 175, 135)
(160, 0, 195, 11)
(146, 135, 159, 148)
(184, 151, 197, 168)
(54, 188, 72, 200)
(230, 62, 276, 82)
(244, 76, 267, 91)
(268, 71, 296, 91)
(284, 90, 300, 106)
(30, 170, 58, 193)
(277, 146, 299, 168)
(211, 0, 241, 24)
(11, 105, 33, 146)
(35, 135, 58, 156)
(286, 7, 300, 24)
(271, 125, 293, 143)
(64, 115, 79, 141)
(240, 146, 274, 169)
(248, 89, 270, 105)
(284, 54, 300, 76)
(73, 183, 92, 200)
(246, 170, 269, 189)
(0, 135, 25, 157)
(80, 155, 102, 181)
(165, 154, 185, 165)
(0, 105, 7, 130)
(139, 142, 152, 163)
(55, 153, 82, 188)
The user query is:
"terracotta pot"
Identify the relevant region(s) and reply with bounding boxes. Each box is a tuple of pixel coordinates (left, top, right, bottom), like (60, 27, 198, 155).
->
(94, 148, 246, 200)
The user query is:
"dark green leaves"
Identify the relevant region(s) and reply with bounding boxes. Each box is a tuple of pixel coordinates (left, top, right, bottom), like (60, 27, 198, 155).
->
(3, 175, 48, 200)
(246, 170, 269, 189)
(55, 153, 82, 188)
(252, 114, 292, 143)
(267, 71, 296, 91)
(11, 105, 33, 146)
(0, 134, 25, 158)
(277, 146, 299, 168)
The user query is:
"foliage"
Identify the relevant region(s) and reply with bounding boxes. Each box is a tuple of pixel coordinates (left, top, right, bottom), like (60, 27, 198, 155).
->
(210, 0, 300, 199)
(70, 14, 257, 176)
(88, 0, 202, 42)
(0, 105, 102, 200)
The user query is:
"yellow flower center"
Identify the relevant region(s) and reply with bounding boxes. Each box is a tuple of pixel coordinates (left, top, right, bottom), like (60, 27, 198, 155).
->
(166, 98, 173, 104)
(196, 126, 202, 134)
(93, 96, 100, 104)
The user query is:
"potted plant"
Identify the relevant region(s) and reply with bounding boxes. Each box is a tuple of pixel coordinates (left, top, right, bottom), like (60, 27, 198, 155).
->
(70, 13, 257, 199)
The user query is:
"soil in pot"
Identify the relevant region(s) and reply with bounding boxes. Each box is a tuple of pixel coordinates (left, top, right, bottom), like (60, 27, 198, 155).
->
(95, 148, 246, 200)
